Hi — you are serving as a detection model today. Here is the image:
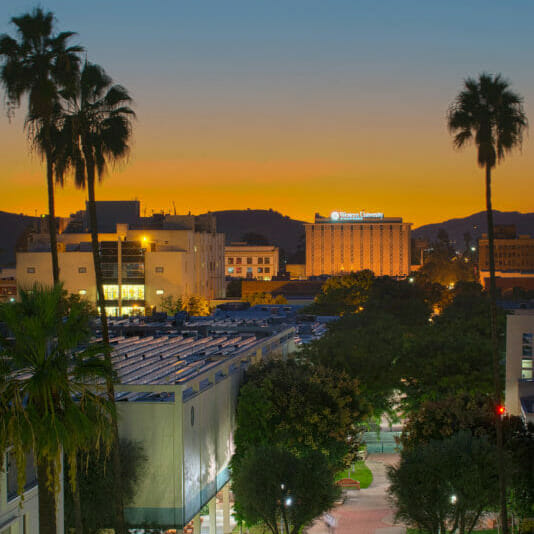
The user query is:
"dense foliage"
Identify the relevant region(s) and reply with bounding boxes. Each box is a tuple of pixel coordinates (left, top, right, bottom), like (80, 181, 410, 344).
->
(232, 445, 339, 534)
(159, 294, 211, 316)
(65, 439, 147, 532)
(233, 359, 367, 470)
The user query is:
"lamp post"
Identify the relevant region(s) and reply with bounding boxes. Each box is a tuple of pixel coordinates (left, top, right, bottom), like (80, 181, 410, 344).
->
(280, 484, 293, 534)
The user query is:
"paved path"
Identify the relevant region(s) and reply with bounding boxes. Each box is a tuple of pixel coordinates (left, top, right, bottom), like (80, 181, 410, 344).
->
(307, 454, 405, 534)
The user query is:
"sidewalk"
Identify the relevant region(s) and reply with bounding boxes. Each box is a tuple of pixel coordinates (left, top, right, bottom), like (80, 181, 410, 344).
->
(306, 454, 405, 534)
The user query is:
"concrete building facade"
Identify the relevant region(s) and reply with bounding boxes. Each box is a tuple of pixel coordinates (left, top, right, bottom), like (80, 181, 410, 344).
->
(505, 310, 534, 423)
(479, 226, 534, 272)
(225, 244, 279, 280)
(305, 211, 411, 277)
(16, 204, 225, 316)
(110, 326, 296, 528)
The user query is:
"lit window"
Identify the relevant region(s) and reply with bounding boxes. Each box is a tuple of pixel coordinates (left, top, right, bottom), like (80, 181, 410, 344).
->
(228, 267, 234, 274)
(27, 267, 35, 274)
(79, 289, 87, 296)
(236, 267, 242, 274)
(247, 267, 253, 273)
(155, 266, 164, 273)
(78, 267, 87, 274)
(522, 358, 533, 379)
(121, 285, 145, 300)
(156, 289, 164, 295)
(258, 267, 263, 273)
(103, 285, 119, 300)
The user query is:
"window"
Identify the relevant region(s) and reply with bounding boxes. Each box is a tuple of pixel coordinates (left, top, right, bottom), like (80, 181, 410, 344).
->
(264, 257, 270, 264)
(228, 257, 234, 265)
(121, 285, 145, 300)
(258, 267, 263, 273)
(247, 267, 253, 273)
(228, 267, 234, 274)
(103, 285, 119, 300)
(236, 257, 242, 265)
(247, 257, 253, 264)
(264, 267, 270, 273)
(156, 289, 164, 295)
(79, 289, 87, 296)
(236, 267, 242, 274)
(27, 267, 35, 274)
(155, 266, 164, 273)
(258, 257, 263, 264)
(521, 358, 533, 379)
(523, 333, 533, 357)
(191, 406, 195, 426)
(78, 267, 87, 274)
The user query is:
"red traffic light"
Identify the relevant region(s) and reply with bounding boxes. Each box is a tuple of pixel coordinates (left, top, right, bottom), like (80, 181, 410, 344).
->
(497, 405, 505, 415)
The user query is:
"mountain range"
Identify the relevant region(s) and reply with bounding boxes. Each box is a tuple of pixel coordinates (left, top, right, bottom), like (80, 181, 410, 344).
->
(0, 208, 532, 268)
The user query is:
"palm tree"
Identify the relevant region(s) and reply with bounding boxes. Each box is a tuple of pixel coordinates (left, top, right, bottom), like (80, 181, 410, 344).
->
(57, 61, 135, 534)
(0, 285, 114, 534)
(0, 8, 82, 285)
(448, 73, 527, 534)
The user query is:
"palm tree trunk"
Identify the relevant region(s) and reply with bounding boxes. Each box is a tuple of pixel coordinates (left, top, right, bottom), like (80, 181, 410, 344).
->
(46, 148, 60, 285)
(37, 458, 57, 534)
(485, 162, 508, 534)
(84, 150, 126, 534)
(73, 470, 84, 534)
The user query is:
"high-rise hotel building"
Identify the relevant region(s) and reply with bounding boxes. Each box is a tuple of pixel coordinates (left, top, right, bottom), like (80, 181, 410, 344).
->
(305, 211, 411, 277)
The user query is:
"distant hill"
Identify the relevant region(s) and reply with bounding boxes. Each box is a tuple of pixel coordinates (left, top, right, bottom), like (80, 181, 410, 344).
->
(413, 211, 534, 248)
(211, 209, 306, 255)
(0, 211, 39, 267)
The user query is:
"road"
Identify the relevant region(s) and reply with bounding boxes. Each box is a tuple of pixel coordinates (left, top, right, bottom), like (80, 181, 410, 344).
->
(307, 454, 405, 534)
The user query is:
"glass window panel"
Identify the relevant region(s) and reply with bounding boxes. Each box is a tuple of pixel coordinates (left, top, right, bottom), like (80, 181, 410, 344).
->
(103, 285, 119, 300)
(121, 285, 145, 300)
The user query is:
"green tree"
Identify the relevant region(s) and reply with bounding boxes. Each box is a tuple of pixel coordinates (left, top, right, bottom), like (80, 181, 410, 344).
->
(306, 270, 375, 315)
(244, 292, 287, 306)
(388, 431, 498, 534)
(0, 285, 114, 534)
(185, 295, 211, 316)
(233, 359, 366, 470)
(57, 61, 135, 534)
(0, 8, 82, 284)
(232, 445, 340, 534)
(400, 290, 503, 412)
(159, 294, 185, 315)
(64, 439, 147, 532)
(448, 73, 527, 533)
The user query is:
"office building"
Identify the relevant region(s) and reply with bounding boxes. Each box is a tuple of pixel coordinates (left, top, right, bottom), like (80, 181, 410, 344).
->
(16, 202, 225, 316)
(225, 244, 279, 280)
(305, 211, 411, 277)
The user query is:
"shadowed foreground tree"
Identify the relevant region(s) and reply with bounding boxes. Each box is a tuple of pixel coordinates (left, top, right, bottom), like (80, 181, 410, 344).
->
(232, 445, 339, 534)
(448, 72, 527, 534)
(388, 431, 498, 534)
(0, 8, 82, 284)
(0, 285, 114, 534)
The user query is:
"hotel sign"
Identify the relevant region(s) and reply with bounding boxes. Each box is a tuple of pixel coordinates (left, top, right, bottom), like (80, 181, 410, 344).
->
(330, 211, 384, 221)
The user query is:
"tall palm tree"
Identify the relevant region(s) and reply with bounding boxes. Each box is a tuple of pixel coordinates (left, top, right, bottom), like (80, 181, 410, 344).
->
(448, 73, 527, 534)
(0, 8, 82, 284)
(0, 285, 114, 534)
(57, 61, 135, 534)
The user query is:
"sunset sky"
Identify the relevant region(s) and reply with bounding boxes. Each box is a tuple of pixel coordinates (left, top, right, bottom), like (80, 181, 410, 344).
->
(0, 1, 532, 227)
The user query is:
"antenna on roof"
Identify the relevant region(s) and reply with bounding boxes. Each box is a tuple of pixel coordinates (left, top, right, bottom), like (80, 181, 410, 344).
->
(172, 201, 177, 215)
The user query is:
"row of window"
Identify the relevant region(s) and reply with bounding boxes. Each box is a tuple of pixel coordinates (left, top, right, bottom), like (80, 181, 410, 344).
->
(227, 267, 270, 274)
(227, 257, 271, 265)
(103, 284, 145, 300)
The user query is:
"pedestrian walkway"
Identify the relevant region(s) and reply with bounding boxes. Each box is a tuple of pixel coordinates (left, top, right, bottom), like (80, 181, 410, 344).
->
(307, 454, 405, 534)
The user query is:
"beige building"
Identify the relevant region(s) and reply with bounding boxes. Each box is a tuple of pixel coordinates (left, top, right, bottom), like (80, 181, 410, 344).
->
(305, 211, 411, 277)
(505, 310, 534, 423)
(479, 226, 534, 272)
(225, 244, 279, 280)
(16, 203, 225, 316)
